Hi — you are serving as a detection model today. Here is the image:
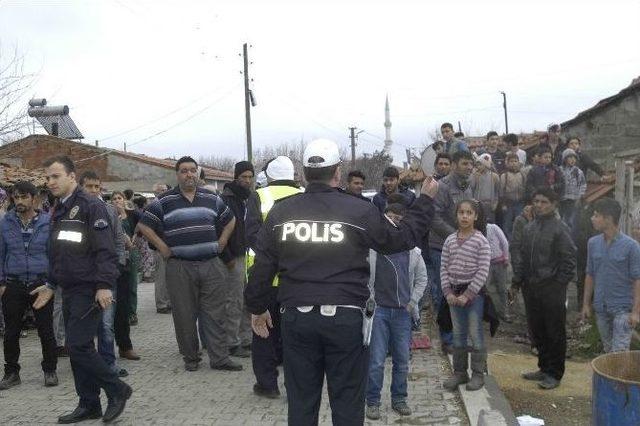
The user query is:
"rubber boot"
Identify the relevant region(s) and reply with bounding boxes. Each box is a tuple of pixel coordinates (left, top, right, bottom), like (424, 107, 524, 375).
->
(443, 348, 469, 391)
(466, 350, 487, 391)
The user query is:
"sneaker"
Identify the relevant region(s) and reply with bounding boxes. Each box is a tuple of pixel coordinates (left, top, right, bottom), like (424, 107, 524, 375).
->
(253, 383, 280, 399)
(129, 314, 138, 326)
(392, 401, 412, 416)
(0, 372, 21, 390)
(44, 371, 58, 387)
(521, 370, 545, 381)
(365, 405, 381, 420)
(117, 368, 129, 378)
(538, 374, 560, 390)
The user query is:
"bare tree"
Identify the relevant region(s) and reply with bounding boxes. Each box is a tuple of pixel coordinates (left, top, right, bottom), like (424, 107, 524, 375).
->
(198, 155, 238, 173)
(254, 139, 307, 182)
(343, 150, 393, 191)
(0, 45, 37, 144)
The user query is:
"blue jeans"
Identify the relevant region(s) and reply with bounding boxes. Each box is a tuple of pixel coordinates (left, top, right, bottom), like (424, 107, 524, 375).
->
(366, 307, 412, 406)
(450, 295, 485, 351)
(426, 248, 452, 346)
(97, 287, 117, 372)
(595, 309, 633, 353)
(501, 201, 523, 241)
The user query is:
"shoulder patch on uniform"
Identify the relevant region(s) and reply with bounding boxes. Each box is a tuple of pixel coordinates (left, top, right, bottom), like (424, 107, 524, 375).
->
(69, 205, 80, 219)
(94, 218, 109, 229)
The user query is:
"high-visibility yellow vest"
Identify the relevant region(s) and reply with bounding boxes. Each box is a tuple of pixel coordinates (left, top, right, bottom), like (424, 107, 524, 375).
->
(246, 185, 304, 286)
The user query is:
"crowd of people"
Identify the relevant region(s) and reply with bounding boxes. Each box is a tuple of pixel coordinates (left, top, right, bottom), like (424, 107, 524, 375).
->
(0, 124, 637, 425)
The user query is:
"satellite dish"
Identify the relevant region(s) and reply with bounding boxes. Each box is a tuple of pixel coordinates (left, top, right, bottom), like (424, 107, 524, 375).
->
(420, 144, 438, 176)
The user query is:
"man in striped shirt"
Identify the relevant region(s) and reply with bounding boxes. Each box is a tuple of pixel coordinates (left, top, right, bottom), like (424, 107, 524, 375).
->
(138, 156, 238, 372)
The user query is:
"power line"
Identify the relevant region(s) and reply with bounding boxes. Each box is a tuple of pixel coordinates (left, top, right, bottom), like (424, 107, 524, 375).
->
(127, 84, 240, 148)
(99, 88, 229, 142)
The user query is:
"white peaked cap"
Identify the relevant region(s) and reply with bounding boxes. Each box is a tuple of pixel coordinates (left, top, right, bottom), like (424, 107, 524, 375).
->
(303, 139, 341, 168)
(266, 156, 295, 181)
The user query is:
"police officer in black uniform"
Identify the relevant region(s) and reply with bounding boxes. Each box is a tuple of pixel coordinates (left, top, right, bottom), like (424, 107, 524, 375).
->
(32, 156, 132, 424)
(245, 139, 439, 425)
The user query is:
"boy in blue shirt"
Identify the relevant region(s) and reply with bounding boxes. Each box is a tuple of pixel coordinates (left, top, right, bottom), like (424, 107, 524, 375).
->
(581, 198, 640, 352)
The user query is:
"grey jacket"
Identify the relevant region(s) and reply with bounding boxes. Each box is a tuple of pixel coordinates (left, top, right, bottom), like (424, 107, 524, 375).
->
(429, 174, 473, 250)
(105, 203, 126, 266)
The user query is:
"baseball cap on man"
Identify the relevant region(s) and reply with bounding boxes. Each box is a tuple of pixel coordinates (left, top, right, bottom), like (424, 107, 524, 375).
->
(303, 139, 341, 168)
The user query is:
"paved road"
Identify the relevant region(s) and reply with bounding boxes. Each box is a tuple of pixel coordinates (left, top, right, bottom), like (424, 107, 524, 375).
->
(0, 282, 467, 425)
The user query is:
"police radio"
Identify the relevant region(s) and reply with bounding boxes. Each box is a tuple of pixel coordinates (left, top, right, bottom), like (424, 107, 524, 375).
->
(362, 297, 376, 347)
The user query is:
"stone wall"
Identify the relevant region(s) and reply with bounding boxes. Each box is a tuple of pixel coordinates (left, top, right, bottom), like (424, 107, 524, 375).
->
(106, 154, 176, 185)
(563, 91, 640, 171)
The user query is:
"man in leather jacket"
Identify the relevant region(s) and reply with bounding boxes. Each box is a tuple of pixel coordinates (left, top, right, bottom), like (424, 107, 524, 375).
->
(511, 186, 576, 390)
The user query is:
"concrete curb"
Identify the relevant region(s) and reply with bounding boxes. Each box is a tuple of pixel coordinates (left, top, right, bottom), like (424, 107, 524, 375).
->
(447, 354, 519, 426)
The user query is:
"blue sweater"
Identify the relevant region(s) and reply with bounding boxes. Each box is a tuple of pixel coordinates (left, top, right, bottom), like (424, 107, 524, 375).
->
(0, 211, 50, 283)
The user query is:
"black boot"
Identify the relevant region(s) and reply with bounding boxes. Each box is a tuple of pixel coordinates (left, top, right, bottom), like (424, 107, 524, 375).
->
(443, 348, 469, 391)
(0, 372, 21, 390)
(466, 350, 487, 391)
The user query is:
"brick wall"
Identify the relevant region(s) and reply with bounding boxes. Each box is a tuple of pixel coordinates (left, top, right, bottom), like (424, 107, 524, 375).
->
(0, 135, 109, 178)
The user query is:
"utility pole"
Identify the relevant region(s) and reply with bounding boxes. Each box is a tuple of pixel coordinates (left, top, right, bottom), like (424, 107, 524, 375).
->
(349, 127, 357, 168)
(243, 43, 253, 162)
(457, 121, 462, 133)
(500, 91, 509, 134)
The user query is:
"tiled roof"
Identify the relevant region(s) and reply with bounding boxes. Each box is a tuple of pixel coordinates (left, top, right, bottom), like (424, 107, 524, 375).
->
(109, 151, 233, 180)
(0, 163, 47, 187)
(562, 76, 640, 128)
(0, 134, 233, 181)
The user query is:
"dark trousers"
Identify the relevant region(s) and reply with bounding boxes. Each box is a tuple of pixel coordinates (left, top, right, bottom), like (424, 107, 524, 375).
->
(523, 280, 567, 380)
(62, 287, 125, 409)
(114, 268, 132, 351)
(2, 283, 57, 374)
(281, 306, 368, 426)
(252, 299, 282, 391)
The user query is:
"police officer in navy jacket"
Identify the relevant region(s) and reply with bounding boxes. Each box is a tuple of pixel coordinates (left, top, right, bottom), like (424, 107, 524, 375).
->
(245, 139, 439, 425)
(32, 156, 132, 424)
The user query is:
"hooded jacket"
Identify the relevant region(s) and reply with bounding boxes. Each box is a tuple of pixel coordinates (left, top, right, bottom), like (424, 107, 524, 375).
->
(0, 210, 50, 283)
(368, 248, 428, 322)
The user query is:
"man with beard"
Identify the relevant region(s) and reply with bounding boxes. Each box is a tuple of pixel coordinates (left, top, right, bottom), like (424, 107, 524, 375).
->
(138, 156, 238, 372)
(372, 167, 415, 213)
(0, 180, 58, 390)
(221, 161, 255, 359)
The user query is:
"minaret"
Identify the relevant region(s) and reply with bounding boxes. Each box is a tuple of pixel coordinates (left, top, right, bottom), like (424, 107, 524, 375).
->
(383, 94, 393, 154)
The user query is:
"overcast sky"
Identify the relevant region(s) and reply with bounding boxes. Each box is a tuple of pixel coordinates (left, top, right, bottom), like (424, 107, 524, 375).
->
(1, 0, 639, 166)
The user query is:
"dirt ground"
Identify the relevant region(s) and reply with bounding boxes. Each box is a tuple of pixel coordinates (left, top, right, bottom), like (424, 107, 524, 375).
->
(485, 287, 593, 426)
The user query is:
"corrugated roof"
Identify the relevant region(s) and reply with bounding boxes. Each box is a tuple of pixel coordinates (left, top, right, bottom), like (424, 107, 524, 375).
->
(562, 76, 640, 128)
